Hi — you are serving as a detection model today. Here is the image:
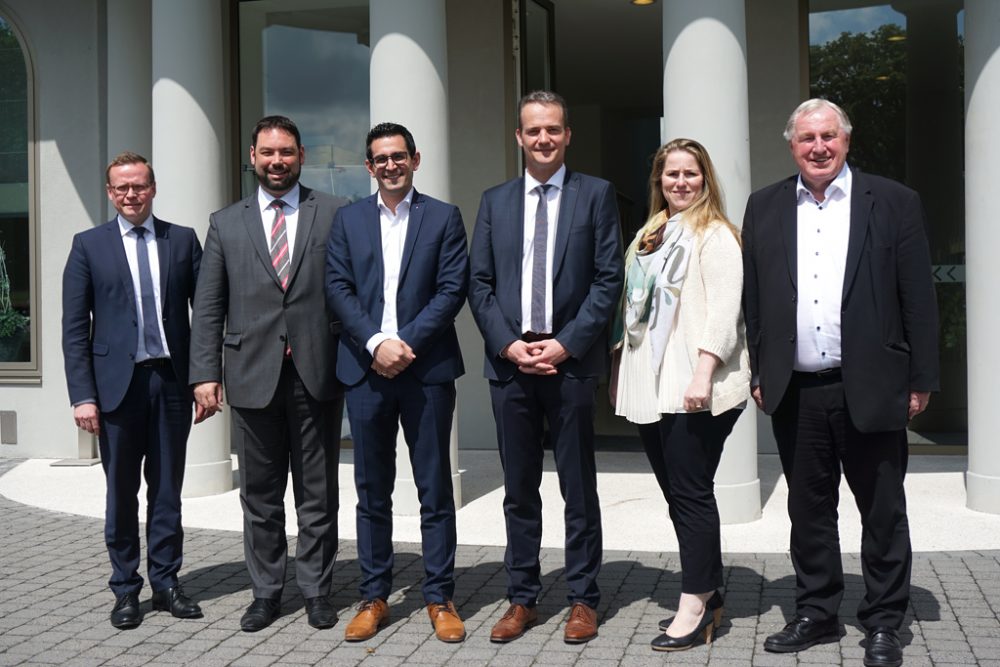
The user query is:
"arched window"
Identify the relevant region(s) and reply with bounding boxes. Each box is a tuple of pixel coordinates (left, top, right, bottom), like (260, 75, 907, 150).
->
(0, 13, 34, 377)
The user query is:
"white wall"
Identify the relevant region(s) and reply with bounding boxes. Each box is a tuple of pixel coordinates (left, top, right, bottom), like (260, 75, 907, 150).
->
(0, 0, 107, 457)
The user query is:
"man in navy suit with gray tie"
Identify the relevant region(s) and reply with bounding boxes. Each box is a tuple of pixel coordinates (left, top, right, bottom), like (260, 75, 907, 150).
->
(62, 152, 203, 629)
(469, 91, 624, 644)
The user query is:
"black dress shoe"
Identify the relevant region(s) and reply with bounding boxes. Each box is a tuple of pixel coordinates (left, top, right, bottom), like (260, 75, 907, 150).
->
(651, 605, 717, 652)
(240, 598, 281, 632)
(865, 627, 903, 667)
(304, 596, 338, 629)
(151, 586, 203, 619)
(110, 592, 141, 629)
(764, 616, 840, 653)
(659, 590, 723, 631)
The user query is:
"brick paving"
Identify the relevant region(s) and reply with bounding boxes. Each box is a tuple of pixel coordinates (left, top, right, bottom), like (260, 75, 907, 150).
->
(1, 456, 999, 666)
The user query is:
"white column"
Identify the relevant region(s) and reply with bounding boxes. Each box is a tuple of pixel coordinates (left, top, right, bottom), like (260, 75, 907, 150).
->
(663, 0, 760, 523)
(369, 0, 460, 513)
(151, 0, 232, 497)
(106, 0, 152, 160)
(964, 0, 1000, 514)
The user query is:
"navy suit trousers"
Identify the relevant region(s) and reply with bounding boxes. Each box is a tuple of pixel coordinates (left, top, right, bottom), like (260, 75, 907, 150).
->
(489, 373, 602, 608)
(346, 373, 458, 603)
(98, 363, 191, 597)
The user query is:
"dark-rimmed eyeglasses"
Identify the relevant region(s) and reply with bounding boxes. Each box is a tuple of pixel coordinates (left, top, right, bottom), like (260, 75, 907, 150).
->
(108, 183, 152, 196)
(369, 152, 409, 167)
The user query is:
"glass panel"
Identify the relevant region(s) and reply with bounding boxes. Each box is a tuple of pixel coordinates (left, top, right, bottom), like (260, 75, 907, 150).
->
(239, 1, 370, 202)
(0, 16, 30, 365)
(809, 1, 966, 438)
(522, 0, 555, 93)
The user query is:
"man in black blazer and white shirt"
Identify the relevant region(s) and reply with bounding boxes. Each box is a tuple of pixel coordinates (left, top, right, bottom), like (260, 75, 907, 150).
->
(743, 99, 939, 667)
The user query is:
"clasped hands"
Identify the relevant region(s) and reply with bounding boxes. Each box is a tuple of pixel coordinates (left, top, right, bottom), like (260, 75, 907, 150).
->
(371, 338, 415, 379)
(503, 338, 569, 375)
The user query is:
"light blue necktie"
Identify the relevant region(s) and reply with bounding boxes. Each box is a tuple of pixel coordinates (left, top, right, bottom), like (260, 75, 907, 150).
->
(132, 226, 163, 358)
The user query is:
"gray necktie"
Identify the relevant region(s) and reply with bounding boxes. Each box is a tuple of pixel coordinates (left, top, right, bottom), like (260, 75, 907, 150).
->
(132, 226, 163, 358)
(530, 184, 553, 332)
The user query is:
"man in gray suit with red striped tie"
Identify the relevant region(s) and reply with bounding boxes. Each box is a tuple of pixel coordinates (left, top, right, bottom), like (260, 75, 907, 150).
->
(189, 116, 347, 632)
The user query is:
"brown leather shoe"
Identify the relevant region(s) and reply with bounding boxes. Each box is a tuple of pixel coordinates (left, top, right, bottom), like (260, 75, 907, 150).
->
(490, 603, 539, 643)
(564, 602, 598, 643)
(344, 599, 389, 641)
(426, 601, 466, 642)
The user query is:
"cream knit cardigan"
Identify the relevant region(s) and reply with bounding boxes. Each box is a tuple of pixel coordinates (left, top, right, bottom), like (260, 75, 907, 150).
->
(663, 219, 750, 415)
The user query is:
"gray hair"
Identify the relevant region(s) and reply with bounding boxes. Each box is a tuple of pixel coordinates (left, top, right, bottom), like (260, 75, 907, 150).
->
(783, 98, 853, 141)
(517, 90, 569, 129)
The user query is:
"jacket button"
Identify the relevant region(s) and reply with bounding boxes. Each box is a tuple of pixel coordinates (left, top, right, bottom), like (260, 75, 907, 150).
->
(791, 296, 796, 303)
(788, 335, 795, 343)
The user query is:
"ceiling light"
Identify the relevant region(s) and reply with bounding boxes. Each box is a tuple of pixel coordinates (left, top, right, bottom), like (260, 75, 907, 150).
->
(631, 0, 657, 6)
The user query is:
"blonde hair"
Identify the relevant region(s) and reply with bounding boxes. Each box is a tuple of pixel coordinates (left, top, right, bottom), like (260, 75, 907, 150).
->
(642, 138, 738, 245)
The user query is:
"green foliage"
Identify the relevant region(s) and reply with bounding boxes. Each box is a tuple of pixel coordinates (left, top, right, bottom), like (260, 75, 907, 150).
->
(0, 242, 27, 339)
(809, 24, 907, 181)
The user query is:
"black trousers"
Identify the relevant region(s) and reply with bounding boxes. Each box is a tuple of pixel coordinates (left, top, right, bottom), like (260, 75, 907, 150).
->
(772, 372, 911, 630)
(489, 373, 602, 608)
(638, 409, 740, 594)
(231, 360, 344, 600)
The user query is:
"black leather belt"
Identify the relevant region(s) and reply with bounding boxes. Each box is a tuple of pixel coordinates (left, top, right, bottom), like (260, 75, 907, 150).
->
(792, 367, 842, 384)
(136, 358, 170, 369)
(521, 332, 554, 343)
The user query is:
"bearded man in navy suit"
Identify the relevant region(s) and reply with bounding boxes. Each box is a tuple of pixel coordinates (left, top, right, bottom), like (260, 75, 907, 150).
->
(63, 152, 203, 629)
(469, 91, 624, 644)
(326, 122, 469, 644)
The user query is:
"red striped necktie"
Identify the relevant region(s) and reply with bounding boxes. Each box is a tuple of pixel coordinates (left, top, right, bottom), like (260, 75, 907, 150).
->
(269, 199, 290, 290)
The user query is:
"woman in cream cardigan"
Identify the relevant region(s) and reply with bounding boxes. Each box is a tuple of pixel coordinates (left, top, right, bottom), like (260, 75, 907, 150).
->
(611, 138, 750, 652)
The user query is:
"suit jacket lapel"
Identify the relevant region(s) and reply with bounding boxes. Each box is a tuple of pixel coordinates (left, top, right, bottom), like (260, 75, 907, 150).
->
(365, 194, 385, 290)
(108, 220, 137, 312)
(507, 178, 525, 307)
(843, 169, 873, 301)
(154, 217, 170, 308)
(781, 180, 798, 291)
(398, 191, 425, 285)
(553, 170, 579, 278)
(287, 186, 315, 289)
(242, 193, 282, 289)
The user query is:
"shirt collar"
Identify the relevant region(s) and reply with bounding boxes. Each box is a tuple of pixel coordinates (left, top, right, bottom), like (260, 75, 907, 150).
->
(118, 214, 154, 238)
(377, 188, 415, 216)
(796, 163, 852, 204)
(525, 164, 567, 194)
(258, 183, 300, 213)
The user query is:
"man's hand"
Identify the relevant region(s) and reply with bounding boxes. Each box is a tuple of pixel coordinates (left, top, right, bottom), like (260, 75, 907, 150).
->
(372, 339, 415, 379)
(74, 403, 100, 436)
(908, 391, 930, 419)
(751, 385, 764, 410)
(193, 382, 224, 423)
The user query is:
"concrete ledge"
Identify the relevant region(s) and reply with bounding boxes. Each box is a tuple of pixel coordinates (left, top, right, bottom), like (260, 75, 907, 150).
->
(181, 458, 233, 498)
(966, 470, 1000, 514)
(718, 477, 762, 525)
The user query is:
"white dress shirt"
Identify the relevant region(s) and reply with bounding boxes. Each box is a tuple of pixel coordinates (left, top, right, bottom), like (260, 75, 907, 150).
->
(521, 164, 566, 333)
(118, 215, 170, 361)
(794, 164, 852, 372)
(365, 188, 414, 355)
(258, 183, 301, 266)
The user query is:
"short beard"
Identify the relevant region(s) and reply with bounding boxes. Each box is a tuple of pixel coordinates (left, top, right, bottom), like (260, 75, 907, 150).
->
(256, 167, 299, 193)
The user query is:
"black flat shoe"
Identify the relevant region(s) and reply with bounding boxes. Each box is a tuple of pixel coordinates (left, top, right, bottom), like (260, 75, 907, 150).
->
(659, 590, 723, 632)
(240, 598, 281, 632)
(763, 616, 840, 653)
(110, 592, 141, 629)
(864, 627, 902, 667)
(151, 586, 203, 619)
(304, 596, 338, 629)
(650, 605, 716, 652)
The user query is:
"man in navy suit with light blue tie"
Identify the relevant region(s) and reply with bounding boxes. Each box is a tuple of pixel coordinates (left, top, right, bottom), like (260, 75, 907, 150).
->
(62, 152, 203, 629)
(325, 123, 469, 644)
(469, 91, 624, 644)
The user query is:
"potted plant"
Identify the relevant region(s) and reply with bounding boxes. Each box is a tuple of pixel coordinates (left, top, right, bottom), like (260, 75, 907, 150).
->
(0, 243, 29, 362)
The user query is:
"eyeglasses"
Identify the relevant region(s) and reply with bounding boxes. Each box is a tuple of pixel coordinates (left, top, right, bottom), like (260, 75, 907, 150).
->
(369, 152, 409, 167)
(109, 183, 153, 196)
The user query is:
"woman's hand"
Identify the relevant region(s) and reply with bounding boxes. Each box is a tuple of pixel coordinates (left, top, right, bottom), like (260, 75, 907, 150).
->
(684, 350, 721, 412)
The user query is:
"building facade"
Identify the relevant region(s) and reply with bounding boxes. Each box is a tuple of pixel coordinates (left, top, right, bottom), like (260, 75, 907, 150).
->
(0, 0, 996, 518)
